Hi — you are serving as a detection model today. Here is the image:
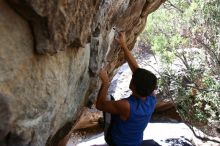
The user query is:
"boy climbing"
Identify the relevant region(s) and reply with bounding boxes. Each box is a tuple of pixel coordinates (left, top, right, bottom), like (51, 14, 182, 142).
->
(96, 31, 157, 146)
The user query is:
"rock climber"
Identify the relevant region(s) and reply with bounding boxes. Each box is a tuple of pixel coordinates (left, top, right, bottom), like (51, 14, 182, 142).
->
(96, 31, 157, 146)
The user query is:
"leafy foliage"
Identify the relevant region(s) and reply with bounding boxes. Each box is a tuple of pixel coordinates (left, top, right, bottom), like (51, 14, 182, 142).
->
(139, 0, 220, 137)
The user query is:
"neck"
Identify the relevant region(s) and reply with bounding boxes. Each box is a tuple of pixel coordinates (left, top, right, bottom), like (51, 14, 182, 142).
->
(131, 93, 146, 100)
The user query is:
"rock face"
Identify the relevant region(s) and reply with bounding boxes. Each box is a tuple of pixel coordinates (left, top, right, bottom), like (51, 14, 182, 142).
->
(0, 0, 164, 145)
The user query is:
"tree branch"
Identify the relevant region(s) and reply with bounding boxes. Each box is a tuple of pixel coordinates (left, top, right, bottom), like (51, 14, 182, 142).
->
(186, 124, 220, 144)
(164, 0, 184, 13)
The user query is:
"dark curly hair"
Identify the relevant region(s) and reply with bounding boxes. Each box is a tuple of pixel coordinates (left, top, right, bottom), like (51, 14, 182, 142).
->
(131, 68, 157, 97)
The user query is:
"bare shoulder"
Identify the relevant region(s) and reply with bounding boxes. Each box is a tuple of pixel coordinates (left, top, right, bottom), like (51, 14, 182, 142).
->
(114, 98, 129, 106)
(99, 98, 130, 119)
(114, 99, 130, 120)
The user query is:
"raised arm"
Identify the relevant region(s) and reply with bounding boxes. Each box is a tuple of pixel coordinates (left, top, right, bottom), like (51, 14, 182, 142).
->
(96, 69, 110, 110)
(96, 69, 130, 120)
(116, 32, 139, 73)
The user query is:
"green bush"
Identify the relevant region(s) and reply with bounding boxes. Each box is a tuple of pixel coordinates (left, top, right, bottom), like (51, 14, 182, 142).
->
(139, 0, 220, 137)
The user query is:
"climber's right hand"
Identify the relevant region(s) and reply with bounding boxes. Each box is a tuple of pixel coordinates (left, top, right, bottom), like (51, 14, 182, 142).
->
(115, 31, 127, 48)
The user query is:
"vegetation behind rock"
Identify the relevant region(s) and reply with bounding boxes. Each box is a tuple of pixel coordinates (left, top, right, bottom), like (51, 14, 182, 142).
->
(138, 0, 220, 138)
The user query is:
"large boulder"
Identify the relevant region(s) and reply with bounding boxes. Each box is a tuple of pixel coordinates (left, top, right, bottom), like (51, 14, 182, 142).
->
(0, 0, 165, 145)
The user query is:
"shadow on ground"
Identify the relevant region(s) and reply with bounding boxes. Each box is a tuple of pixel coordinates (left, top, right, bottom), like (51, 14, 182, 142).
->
(90, 138, 193, 146)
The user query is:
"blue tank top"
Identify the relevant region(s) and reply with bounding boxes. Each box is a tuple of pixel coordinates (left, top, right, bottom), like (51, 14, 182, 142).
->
(111, 95, 156, 146)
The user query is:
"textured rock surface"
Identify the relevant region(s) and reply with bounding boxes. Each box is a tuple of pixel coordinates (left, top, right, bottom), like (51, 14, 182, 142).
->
(0, 0, 164, 145)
